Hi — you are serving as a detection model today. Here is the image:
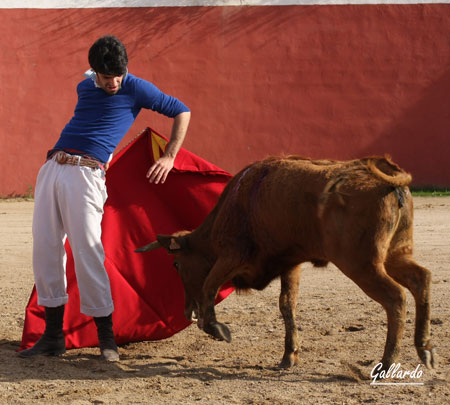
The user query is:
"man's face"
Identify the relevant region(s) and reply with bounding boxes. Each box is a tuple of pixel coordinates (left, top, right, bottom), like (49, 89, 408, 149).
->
(96, 72, 124, 95)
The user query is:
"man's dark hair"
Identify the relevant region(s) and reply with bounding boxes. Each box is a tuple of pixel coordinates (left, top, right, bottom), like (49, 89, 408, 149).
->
(88, 35, 128, 76)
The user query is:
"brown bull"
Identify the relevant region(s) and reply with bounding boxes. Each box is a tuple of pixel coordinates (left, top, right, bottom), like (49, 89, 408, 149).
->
(136, 155, 435, 371)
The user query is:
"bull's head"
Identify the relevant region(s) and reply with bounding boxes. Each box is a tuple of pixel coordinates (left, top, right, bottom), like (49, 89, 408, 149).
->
(135, 231, 213, 325)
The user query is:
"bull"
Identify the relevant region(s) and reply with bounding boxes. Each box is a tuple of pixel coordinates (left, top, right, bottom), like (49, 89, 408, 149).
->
(136, 155, 435, 371)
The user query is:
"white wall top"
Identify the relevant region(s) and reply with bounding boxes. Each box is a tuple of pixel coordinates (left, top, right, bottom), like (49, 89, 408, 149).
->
(2, 0, 450, 9)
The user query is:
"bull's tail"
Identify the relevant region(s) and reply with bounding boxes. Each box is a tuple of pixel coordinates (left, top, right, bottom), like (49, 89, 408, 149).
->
(366, 156, 412, 187)
(318, 176, 347, 218)
(318, 156, 411, 218)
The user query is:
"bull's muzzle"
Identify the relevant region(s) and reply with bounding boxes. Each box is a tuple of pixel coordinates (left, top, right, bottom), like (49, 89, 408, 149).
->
(184, 302, 199, 323)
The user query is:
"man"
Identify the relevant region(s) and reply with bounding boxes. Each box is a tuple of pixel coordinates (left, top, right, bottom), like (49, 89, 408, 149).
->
(19, 35, 191, 362)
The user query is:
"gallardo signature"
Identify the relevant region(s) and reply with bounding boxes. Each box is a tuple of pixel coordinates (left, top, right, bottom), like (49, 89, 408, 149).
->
(370, 363, 424, 385)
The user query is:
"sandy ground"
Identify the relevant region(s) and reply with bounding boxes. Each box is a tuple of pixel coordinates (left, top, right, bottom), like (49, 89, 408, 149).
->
(0, 197, 448, 404)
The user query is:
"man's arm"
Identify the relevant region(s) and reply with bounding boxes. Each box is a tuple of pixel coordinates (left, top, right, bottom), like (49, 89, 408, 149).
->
(146, 111, 191, 184)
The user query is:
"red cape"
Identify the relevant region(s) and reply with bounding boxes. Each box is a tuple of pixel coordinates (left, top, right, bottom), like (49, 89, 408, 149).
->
(20, 128, 233, 350)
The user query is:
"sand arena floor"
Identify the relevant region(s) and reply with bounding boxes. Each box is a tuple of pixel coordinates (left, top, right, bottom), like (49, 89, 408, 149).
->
(0, 197, 449, 404)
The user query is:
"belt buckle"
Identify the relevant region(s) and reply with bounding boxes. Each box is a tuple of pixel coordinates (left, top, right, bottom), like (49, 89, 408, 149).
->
(55, 151, 68, 164)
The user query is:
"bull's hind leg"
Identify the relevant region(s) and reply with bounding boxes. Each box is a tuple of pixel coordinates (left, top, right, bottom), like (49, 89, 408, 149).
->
(279, 265, 301, 368)
(342, 263, 407, 370)
(385, 254, 435, 368)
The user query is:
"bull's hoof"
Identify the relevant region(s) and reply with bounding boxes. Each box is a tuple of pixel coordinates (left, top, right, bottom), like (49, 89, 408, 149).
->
(204, 322, 231, 343)
(278, 352, 299, 369)
(418, 346, 437, 369)
(377, 361, 387, 372)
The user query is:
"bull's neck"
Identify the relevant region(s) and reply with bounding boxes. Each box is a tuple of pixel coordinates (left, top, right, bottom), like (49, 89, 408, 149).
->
(190, 211, 217, 261)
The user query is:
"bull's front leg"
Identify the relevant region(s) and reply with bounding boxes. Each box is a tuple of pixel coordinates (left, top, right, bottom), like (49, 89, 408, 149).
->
(198, 257, 234, 343)
(279, 265, 302, 368)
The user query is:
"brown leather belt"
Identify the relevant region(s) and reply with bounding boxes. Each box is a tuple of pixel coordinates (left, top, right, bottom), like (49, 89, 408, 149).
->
(54, 151, 101, 169)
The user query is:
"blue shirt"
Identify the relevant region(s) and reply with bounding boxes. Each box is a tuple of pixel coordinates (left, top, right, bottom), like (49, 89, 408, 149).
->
(53, 73, 190, 163)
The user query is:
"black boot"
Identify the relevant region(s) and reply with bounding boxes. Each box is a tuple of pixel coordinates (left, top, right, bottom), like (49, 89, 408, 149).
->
(19, 305, 66, 358)
(94, 314, 119, 362)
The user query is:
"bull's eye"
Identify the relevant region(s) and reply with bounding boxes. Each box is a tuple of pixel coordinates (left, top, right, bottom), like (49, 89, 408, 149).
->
(173, 261, 179, 271)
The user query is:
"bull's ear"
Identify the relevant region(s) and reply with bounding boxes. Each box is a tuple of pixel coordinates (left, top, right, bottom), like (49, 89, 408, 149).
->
(156, 234, 187, 253)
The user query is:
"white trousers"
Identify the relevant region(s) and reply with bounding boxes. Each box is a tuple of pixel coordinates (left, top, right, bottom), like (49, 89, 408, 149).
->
(32, 158, 114, 317)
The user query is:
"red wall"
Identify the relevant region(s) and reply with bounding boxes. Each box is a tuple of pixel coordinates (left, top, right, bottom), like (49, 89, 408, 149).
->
(1, 5, 450, 196)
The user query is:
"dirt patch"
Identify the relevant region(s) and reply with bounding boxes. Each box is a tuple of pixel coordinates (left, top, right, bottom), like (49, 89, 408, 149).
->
(0, 197, 449, 404)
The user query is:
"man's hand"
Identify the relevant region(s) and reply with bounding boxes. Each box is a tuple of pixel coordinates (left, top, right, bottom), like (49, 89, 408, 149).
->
(146, 155, 175, 184)
(146, 110, 190, 185)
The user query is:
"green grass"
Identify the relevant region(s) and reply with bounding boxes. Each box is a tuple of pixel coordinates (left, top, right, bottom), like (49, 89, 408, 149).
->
(410, 187, 450, 197)
(3, 186, 450, 199)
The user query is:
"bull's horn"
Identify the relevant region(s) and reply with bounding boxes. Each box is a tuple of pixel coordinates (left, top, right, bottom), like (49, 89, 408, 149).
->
(135, 240, 161, 253)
